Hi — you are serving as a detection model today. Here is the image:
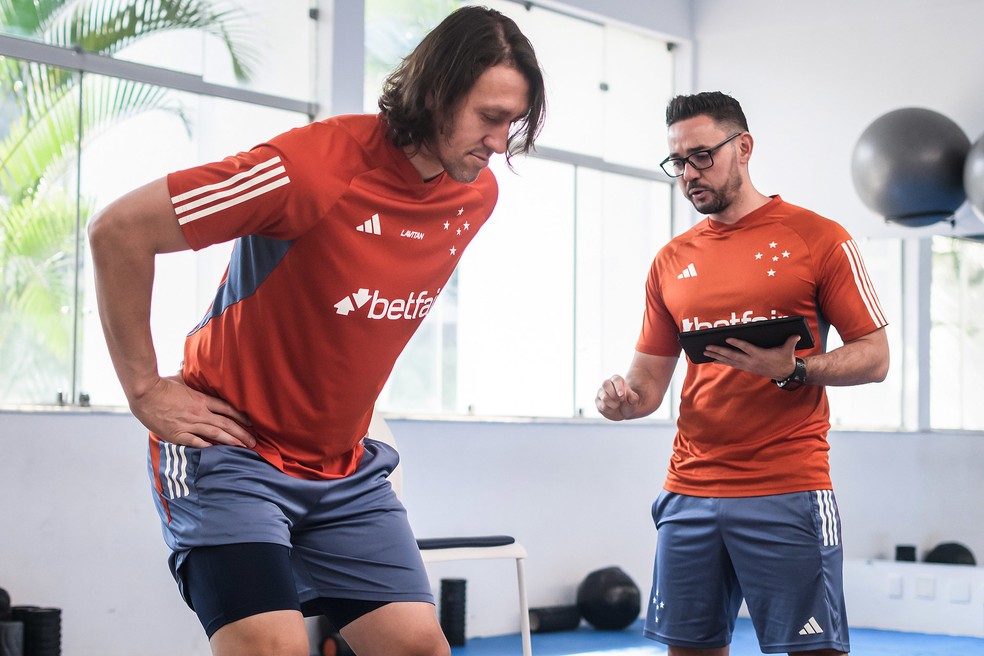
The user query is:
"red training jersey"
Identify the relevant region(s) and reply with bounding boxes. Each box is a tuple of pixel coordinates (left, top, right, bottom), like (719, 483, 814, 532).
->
(159, 114, 498, 479)
(637, 196, 888, 497)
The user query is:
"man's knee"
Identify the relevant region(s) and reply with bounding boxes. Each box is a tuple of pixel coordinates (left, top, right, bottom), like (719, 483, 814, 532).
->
(392, 630, 451, 656)
(340, 601, 450, 655)
(209, 610, 309, 656)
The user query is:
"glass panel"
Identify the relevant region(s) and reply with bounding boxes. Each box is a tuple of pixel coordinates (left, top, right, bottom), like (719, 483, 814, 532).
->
(363, 0, 461, 112)
(77, 82, 308, 406)
(366, 1, 677, 418)
(574, 169, 673, 419)
(603, 23, 674, 170)
(825, 238, 903, 429)
(930, 235, 984, 430)
(0, 58, 79, 404)
(1, 1, 314, 101)
(456, 155, 576, 417)
(0, 4, 47, 41)
(379, 156, 577, 418)
(200, 0, 314, 99)
(478, 0, 606, 158)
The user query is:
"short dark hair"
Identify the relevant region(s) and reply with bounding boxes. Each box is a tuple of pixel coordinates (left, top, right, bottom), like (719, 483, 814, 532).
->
(665, 91, 749, 133)
(378, 6, 546, 163)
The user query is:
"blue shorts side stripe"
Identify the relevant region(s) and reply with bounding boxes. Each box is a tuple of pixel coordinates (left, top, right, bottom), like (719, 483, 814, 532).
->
(816, 489, 839, 546)
(160, 443, 191, 499)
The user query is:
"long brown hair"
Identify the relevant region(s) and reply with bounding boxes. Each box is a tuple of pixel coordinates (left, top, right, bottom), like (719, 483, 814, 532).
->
(378, 6, 546, 164)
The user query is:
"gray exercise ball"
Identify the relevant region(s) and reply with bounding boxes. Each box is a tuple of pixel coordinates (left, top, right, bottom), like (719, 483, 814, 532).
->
(851, 107, 970, 226)
(965, 133, 984, 221)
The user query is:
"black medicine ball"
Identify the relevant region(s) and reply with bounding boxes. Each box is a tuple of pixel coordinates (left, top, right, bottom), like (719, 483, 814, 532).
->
(576, 566, 641, 631)
(924, 541, 976, 566)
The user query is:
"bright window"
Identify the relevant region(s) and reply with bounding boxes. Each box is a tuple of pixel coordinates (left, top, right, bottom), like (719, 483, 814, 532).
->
(0, 3, 312, 406)
(930, 235, 984, 430)
(0, 0, 314, 99)
(824, 238, 904, 428)
(365, 0, 676, 419)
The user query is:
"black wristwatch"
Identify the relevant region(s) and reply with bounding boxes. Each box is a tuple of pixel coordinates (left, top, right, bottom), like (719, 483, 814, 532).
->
(773, 357, 807, 391)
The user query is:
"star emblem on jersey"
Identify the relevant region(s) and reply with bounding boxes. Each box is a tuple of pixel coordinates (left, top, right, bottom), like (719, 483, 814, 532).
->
(754, 239, 792, 277)
(443, 207, 469, 256)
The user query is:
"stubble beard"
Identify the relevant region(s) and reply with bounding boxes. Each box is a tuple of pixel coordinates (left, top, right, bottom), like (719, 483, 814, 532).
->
(443, 160, 481, 184)
(439, 148, 486, 184)
(688, 176, 742, 215)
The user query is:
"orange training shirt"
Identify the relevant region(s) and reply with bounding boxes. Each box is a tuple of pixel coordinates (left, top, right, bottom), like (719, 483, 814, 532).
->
(159, 114, 498, 479)
(636, 196, 888, 497)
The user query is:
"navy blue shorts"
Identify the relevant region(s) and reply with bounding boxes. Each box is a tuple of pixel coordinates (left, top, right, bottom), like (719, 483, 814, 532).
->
(644, 490, 849, 653)
(148, 438, 433, 635)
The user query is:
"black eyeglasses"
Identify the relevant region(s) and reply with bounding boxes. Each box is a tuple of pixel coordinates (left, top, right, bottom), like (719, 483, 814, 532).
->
(659, 132, 743, 178)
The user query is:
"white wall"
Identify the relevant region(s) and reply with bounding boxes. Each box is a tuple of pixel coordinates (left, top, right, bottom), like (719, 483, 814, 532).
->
(691, 0, 984, 240)
(1, 411, 982, 654)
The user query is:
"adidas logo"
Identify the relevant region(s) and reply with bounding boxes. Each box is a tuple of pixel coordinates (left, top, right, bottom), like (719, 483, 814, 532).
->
(798, 617, 824, 635)
(677, 263, 697, 279)
(356, 213, 381, 235)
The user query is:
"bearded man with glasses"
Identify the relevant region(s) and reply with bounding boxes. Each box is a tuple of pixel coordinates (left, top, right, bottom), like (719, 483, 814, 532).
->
(597, 91, 890, 656)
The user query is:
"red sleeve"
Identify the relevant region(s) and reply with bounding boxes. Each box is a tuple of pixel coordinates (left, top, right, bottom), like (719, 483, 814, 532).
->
(636, 248, 684, 357)
(166, 122, 356, 250)
(796, 219, 889, 341)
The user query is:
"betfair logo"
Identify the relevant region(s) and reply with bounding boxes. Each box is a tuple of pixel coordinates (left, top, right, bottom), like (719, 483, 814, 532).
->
(334, 288, 439, 320)
(681, 309, 787, 332)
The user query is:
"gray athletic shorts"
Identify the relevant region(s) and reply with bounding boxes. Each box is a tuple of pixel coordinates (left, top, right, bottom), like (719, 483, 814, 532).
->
(644, 490, 849, 653)
(148, 438, 433, 617)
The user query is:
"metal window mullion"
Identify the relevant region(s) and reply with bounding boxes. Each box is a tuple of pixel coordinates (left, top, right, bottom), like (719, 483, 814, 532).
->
(70, 70, 84, 406)
(0, 34, 316, 117)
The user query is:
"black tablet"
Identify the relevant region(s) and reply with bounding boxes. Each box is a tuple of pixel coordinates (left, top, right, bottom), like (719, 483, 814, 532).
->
(678, 315, 815, 364)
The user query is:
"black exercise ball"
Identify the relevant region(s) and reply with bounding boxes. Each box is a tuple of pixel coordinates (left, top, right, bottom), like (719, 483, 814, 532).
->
(576, 566, 641, 631)
(965, 133, 984, 221)
(851, 107, 970, 226)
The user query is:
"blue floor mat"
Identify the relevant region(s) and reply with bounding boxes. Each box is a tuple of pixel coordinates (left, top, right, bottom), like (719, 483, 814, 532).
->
(452, 618, 984, 655)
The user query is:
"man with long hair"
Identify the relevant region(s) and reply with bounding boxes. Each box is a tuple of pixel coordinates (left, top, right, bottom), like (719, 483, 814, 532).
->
(88, 7, 545, 655)
(597, 91, 889, 656)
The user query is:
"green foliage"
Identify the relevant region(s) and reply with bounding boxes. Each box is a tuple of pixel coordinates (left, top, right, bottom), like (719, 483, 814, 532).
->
(0, 0, 254, 403)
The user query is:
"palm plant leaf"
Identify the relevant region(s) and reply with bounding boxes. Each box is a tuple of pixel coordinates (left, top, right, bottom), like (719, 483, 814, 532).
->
(0, 0, 66, 36)
(0, 192, 79, 350)
(46, 0, 258, 81)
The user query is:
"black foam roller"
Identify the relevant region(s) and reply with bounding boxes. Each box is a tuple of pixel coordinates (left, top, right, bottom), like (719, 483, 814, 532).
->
(440, 578, 466, 646)
(529, 605, 581, 633)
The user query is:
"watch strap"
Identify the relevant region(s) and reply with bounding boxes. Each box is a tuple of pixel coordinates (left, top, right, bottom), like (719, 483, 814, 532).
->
(774, 357, 807, 391)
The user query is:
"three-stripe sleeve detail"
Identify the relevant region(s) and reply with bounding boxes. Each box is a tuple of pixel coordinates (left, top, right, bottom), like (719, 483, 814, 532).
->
(840, 239, 888, 327)
(172, 156, 290, 226)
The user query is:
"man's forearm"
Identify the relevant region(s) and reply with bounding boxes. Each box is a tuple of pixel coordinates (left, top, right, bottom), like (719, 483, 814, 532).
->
(88, 215, 163, 401)
(803, 328, 889, 387)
